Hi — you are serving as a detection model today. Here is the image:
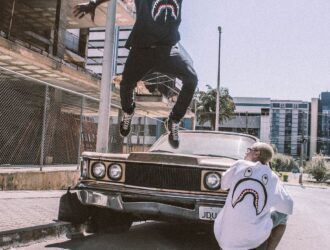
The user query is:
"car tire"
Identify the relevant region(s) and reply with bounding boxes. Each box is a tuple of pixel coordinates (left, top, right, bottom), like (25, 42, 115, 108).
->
(86, 207, 133, 234)
(58, 188, 91, 224)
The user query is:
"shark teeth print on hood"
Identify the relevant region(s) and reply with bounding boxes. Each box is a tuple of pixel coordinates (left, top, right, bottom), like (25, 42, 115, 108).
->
(151, 0, 180, 22)
(231, 177, 268, 215)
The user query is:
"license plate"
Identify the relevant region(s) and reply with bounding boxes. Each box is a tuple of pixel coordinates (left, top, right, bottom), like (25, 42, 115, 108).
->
(199, 206, 221, 221)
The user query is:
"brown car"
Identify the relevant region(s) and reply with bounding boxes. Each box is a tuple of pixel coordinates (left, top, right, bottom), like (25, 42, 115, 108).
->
(75, 131, 258, 232)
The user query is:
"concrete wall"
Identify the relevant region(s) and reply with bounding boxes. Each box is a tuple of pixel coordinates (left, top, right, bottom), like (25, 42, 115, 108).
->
(260, 114, 271, 143)
(0, 169, 80, 190)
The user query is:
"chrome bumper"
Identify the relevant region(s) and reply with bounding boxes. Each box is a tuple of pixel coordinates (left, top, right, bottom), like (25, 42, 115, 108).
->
(77, 189, 222, 221)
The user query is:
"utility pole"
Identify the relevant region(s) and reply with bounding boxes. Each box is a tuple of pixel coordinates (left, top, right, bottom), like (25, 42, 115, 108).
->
(245, 111, 248, 134)
(96, 1, 117, 153)
(193, 99, 197, 130)
(215, 26, 222, 131)
(299, 112, 305, 184)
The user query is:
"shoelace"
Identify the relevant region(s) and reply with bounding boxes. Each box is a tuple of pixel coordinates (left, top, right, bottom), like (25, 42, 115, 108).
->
(171, 122, 179, 141)
(122, 113, 133, 130)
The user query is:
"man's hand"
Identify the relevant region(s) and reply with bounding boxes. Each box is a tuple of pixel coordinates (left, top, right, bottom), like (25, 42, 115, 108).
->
(73, 1, 97, 22)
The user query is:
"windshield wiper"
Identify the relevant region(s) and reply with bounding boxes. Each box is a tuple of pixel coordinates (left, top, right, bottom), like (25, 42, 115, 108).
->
(196, 154, 237, 160)
(196, 154, 219, 157)
(150, 150, 174, 153)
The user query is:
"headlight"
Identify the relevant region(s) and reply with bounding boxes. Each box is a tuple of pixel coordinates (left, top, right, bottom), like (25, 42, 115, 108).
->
(204, 172, 221, 190)
(92, 162, 106, 178)
(108, 164, 122, 180)
(80, 158, 88, 178)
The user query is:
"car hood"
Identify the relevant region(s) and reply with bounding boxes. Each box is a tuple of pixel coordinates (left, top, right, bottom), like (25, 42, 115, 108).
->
(82, 151, 129, 160)
(128, 152, 236, 168)
(198, 157, 236, 168)
(82, 151, 237, 168)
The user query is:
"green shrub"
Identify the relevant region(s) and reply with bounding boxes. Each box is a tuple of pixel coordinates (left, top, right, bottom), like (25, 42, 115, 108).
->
(271, 154, 298, 172)
(305, 155, 330, 182)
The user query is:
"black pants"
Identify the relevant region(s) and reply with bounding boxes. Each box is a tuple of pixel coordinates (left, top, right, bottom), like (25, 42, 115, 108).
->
(120, 44, 198, 121)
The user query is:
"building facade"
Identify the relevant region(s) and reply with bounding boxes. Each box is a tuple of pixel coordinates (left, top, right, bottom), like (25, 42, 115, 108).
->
(270, 100, 309, 158)
(215, 97, 310, 158)
(318, 92, 330, 155)
(220, 97, 271, 143)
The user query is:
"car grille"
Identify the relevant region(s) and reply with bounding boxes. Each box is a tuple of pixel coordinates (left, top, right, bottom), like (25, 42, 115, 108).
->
(125, 162, 201, 191)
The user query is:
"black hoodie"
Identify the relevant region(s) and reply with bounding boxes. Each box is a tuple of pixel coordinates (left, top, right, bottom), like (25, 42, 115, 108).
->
(125, 0, 182, 49)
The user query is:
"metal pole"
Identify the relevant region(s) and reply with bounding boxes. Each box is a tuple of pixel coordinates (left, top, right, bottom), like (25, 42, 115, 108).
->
(245, 111, 248, 133)
(8, 0, 16, 38)
(193, 99, 197, 130)
(215, 26, 222, 131)
(143, 115, 147, 151)
(77, 97, 85, 169)
(40, 85, 49, 170)
(96, 1, 117, 153)
(299, 112, 305, 184)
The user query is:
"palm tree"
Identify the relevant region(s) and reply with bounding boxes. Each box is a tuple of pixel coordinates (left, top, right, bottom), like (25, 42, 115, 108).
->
(195, 85, 235, 130)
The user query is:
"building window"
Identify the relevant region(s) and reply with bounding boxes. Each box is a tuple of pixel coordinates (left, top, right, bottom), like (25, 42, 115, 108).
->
(283, 110, 293, 155)
(298, 111, 306, 136)
(261, 108, 269, 116)
(298, 103, 308, 109)
(88, 41, 105, 48)
(87, 57, 103, 65)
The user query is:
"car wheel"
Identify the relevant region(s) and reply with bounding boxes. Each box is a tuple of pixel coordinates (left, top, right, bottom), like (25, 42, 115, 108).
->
(87, 207, 133, 234)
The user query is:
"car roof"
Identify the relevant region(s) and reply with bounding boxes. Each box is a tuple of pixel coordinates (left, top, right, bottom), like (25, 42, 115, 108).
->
(166, 130, 259, 141)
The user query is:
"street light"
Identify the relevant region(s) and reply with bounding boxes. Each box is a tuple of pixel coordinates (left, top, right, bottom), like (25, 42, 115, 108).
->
(215, 26, 222, 131)
(299, 112, 306, 184)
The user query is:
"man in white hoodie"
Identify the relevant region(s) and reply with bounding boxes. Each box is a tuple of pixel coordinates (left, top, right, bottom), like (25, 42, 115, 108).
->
(214, 142, 293, 250)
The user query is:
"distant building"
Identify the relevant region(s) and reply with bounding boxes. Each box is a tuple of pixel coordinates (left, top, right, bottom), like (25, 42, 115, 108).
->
(318, 92, 330, 155)
(270, 100, 309, 158)
(310, 98, 318, 159)
(204, 97, 310, 158)
(220, 97, 271, 143)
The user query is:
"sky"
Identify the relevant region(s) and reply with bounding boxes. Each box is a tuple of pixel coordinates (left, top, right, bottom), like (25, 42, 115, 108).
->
(179, 0, 330, 102)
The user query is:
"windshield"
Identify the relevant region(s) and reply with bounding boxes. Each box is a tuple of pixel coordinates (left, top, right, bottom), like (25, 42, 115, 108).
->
(149, 132, 257, 160)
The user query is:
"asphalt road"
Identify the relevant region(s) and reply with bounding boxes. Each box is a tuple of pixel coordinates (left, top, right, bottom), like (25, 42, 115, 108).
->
(18, 185, 330, 250)
(277, 185, 330, 250)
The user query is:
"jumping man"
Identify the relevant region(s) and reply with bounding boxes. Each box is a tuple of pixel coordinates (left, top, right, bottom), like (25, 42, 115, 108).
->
(74, 0, 198, 148)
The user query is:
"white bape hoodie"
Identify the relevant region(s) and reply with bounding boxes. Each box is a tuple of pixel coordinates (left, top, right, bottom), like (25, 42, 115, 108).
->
(214, 160, 293, 250)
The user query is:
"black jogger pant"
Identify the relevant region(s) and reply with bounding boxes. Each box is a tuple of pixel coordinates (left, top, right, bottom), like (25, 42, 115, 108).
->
(120, 44, 198, 122)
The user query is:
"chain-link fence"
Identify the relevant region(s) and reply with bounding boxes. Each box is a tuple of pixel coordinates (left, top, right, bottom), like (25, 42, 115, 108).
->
(0, 68, 166, 167)
(0, 0, 194, 167)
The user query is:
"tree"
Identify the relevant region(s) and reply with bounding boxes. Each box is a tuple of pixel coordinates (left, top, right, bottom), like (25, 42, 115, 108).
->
(195, 85, 235, 130)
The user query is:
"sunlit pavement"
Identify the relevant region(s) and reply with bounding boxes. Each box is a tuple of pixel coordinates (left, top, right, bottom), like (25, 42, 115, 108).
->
(1, 185, 328, 250)
(0, 190, 65, 232)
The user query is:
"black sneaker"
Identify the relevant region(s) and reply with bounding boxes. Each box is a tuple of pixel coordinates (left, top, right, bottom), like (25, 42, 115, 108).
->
(120, 112, 134, 137)
(166, 118, 180, 148)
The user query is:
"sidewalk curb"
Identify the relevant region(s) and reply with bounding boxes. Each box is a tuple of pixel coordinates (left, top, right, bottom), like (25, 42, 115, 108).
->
(284, 183, 329, 189)
(0, 222, 71, 249)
